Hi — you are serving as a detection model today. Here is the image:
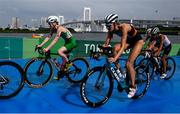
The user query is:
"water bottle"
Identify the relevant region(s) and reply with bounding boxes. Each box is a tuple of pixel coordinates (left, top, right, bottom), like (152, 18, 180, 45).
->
(153, 57, 160, 69)
(120, 68, 126, 78)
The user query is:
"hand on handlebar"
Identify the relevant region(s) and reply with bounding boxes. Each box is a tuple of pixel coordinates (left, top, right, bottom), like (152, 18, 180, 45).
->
(102, 44, 111, 47)
(37, 45, 42, 48)
(43, 48, 49, 53)
(108, 57, 117, 63)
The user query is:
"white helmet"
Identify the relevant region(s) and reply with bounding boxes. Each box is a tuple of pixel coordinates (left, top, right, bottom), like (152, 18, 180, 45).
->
(151, 27, 160, 35)
(47, 16, 59, 24)
(104, 14, 118, 24)
(146, 28, 152, 34)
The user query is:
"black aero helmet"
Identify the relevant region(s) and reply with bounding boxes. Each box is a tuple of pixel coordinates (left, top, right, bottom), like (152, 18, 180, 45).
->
(151, 27, 160, 35)
(104, 14, 118, 24)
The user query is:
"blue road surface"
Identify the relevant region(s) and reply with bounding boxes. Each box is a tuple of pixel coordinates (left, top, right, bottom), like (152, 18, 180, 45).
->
(0, 56, 180, 113)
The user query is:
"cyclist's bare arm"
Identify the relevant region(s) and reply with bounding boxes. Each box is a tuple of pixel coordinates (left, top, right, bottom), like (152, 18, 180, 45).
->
(38, 30, 53, 47)
(45, 27, 62, 50)
(115, 24, 129, 60)
(38, 37, 50, 47)
(146, 38, 157, 50)
(103, 32, 112, 47)
(156, 34, 165, 55)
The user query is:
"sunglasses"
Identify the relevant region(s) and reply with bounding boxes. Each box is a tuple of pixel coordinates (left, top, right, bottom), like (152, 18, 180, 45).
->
(151, 34, 157, 37)
(106, 24, 112, 29)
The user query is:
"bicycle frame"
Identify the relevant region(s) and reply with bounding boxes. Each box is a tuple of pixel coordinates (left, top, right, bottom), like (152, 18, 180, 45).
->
(94, 57, 126, 90)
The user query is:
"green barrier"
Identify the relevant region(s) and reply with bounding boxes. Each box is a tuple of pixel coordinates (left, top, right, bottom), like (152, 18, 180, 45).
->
(0, 37, 180, 59)
(170, 44, 180, 56)
(22, 38, 39, 58)
(0, 37, 23, 59)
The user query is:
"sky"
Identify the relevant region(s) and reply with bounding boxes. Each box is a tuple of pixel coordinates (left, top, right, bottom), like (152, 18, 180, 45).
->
(0, 0, 180, 27)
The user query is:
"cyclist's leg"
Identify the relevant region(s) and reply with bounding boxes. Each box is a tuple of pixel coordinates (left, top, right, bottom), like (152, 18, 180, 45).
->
(113, 43, 121, 68)
(162, 54, 168, 73)
(58, 46, 69, 70)
(63, 37, 77, 70)
(126, 40, 144, 97)
(161, 44, 172, 78)
(152, 46, 160, 71)
(113, 43, 129, 68)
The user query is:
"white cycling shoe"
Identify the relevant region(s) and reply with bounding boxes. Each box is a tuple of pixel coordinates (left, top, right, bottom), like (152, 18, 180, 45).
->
(127, 87, 137, 98)
(160, 73, 167, 79)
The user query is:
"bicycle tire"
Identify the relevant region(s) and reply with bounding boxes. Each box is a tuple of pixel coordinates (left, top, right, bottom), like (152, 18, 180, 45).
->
(24, 58, 53, 88)
(130, 65, 151, 99)
(134, 53, 145, 67)
(80, 66, 113, 108)
(0, 61, 24, 99)
(164, 57, 176, 80)
(136, 58, 154, 78)
(66, 57, 90, 83)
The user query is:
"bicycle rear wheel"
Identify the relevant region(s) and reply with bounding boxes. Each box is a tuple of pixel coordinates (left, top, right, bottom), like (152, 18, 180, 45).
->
(164, 57, 176, 80)
(80, 66, 113, 107)
(0, 61, 24, 99)
(130, 66, 150, 99)
(24, 58, 53, 88)
(66, 58, 89, 83)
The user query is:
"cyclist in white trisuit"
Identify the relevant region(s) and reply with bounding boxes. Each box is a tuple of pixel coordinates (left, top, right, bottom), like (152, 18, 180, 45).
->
(146, 27, 172, 79)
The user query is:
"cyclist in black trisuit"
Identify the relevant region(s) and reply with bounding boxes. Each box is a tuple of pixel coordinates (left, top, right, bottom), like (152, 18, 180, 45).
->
(103, 14, 145, 98)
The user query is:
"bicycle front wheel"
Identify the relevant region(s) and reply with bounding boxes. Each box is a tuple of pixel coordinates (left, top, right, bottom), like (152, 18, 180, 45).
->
(164, 57, 176, 80)
(80, 66, 113, 108)
(24, 58, 53, 88)
(0, 61, 24, 99)
(137, 58, 154, 79)
(66, 58, 89, 83)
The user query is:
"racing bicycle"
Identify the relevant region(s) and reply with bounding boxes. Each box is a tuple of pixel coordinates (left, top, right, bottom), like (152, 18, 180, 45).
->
(135, 50, 176, 80)
(24, 46, 89, 88)
(80, 45, 150, 107)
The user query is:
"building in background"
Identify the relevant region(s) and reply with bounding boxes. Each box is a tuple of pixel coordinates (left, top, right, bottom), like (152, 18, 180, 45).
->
(30, 19, 39, 31)
(11, 17, 20, 29)
(59, 16, 64, 25)
(40, 17, 48, 28)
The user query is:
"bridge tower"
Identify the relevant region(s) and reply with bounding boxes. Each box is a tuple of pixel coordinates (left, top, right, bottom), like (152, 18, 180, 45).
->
(83, 7, 91, 21)
(83, 7, 91, 31)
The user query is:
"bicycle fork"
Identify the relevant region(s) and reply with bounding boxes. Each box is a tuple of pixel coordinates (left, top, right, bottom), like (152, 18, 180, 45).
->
(36, 60, 47, 76)
(94, 67, 107, 90)
(0, 75, 9, 90)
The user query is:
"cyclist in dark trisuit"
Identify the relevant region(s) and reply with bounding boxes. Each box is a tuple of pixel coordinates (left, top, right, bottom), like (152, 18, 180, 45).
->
(146, 27, 172, 79)
(103, 14, 145, 98)
(37, 16, 77, 79)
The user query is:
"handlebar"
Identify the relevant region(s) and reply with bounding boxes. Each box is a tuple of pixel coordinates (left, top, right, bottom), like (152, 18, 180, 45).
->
(140, 49, 161, 58)
(35, 45, 51, 58)
(90, 45, 114, 60)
